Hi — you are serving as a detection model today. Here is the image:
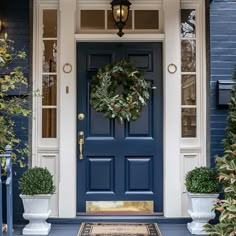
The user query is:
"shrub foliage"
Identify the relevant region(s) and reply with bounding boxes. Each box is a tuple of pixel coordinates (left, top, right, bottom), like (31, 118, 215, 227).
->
(185, 167, 219, 193)
(19, 167, 55, 195)
(0, 33, 30, 171)
(205, 67, 236, 236)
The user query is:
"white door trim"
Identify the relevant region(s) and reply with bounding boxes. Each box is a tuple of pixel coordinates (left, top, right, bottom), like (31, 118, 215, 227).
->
(75, 34, 165, 42)
(33, 0, 206, 218)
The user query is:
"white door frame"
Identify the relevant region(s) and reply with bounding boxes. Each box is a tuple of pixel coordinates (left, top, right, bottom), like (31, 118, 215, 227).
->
(33, 0, 206, 218)
(58, 0, 182, 218)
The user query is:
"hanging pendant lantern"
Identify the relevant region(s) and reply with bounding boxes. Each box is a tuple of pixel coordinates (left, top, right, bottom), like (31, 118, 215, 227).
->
(110, 0, 131, 37)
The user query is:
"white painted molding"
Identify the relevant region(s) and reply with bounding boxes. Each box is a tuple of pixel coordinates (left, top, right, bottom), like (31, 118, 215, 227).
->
(58, 0, 77, 218)
(77, 0, 163, 7)
(181, 0, 200, 4)
(163, 0, 182, 217)
(75, 34, 165, 42)
(33, 0, 60, 217)
(32, 0, 39, 168)
(199, 0, 207, 167)
(39, 0, 59, 4)
(37, 147, 59, 153)
(33, 0, 206, 219)
(180, 147, 201, 153)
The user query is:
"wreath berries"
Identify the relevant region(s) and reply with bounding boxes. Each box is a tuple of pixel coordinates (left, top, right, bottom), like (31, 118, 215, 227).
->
(90, 60, 151, 123)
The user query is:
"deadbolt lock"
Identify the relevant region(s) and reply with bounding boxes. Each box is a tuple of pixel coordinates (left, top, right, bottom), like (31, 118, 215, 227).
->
(78, 113, 85, 120)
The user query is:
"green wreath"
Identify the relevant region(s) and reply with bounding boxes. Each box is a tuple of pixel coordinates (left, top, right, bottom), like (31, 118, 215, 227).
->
(90, 60, 150, 123)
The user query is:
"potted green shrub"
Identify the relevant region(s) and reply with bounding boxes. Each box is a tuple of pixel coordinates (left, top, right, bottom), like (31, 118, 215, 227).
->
(19, 167, 55, 235)
(185, 167, 220, 235)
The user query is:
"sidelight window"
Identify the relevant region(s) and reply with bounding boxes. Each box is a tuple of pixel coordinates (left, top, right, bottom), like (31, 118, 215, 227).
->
(181, 9, 197, 138)
(42, 10, 58, 138)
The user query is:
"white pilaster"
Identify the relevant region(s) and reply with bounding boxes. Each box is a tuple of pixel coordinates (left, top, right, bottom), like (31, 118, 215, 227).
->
(163, 0, 182, 217)
(59, 0, 77, 217)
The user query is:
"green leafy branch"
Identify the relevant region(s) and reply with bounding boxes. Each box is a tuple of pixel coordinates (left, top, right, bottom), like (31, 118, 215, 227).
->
(205, 67, 236, 236)
(0, 33, 30, 174)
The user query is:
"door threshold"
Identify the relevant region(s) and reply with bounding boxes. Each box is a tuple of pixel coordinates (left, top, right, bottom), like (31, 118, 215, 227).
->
(48, 215, 191, 224)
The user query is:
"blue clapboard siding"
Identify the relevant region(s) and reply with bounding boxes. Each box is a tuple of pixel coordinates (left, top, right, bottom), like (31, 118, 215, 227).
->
(210, 0, 236, 165)
(0, 0, 30, 223)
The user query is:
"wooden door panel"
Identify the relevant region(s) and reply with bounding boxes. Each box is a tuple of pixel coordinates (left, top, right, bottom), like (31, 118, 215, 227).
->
(88, 108, 114, 137)
(87, 52, 115, 137)
(86, 157, 114, 193)
(125, 157, 153, 192)
(128, 53, 153, 71)
(126, 101, 153, 137)
(77, 42, 163, 213)
(87, 53, 114, 71)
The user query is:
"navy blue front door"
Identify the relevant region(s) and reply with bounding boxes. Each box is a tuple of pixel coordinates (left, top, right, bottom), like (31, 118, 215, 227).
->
(77, 43, 163, 213)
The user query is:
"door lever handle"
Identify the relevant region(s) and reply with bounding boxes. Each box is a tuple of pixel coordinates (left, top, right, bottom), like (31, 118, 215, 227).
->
(78, 131, 84, 160)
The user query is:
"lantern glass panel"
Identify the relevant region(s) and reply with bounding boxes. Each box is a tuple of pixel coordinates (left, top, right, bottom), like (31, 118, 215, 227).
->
(107, 10, 132, 29)
(121, 5, 129, 22)
(113, 5, 121, 22)
(113, 5, 129, 22)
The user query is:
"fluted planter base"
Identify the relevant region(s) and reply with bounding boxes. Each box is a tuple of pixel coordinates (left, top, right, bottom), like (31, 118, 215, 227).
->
(20, 194, 52, 235)
(22, 220, 51, 235)
(187, 192, 219, 235)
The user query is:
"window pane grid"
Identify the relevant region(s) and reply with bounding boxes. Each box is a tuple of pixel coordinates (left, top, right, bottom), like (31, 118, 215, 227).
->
(181, 9, 197, 138)
(80, 9, 159, 31)
(42, 9, 58, 139)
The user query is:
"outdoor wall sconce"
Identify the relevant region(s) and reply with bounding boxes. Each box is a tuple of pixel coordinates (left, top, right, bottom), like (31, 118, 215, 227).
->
(110, 0, 131, 37)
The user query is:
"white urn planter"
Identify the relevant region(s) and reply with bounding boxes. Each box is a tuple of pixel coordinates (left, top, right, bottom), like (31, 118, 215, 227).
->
(187, 192, 219, 235)
(20, 194, 52, 235)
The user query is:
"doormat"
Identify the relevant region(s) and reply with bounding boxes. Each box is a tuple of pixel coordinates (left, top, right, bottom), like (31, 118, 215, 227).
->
(77, 222, 162, 236)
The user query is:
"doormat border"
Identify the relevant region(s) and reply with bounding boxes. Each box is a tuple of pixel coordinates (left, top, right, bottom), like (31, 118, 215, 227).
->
(77, 222, 162, 236)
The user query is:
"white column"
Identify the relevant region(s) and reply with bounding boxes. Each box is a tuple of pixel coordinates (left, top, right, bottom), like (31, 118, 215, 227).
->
(59, 0, 77, 217)
(163, 0, 182, 217)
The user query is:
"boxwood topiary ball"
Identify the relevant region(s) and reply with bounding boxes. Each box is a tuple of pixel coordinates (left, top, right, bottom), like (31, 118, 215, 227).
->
(19, 167, 56, 195)
(185, 167, 219, 193)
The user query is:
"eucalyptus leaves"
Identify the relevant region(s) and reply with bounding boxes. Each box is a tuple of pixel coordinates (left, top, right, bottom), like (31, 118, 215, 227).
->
(90, 60, 150, 123)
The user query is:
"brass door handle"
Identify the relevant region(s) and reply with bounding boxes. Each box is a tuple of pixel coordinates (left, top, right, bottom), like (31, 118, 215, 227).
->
(78, 131, 84, 160)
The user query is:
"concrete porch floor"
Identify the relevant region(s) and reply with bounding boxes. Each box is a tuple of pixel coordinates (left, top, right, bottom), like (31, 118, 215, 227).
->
(3, 223, 202, 236)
